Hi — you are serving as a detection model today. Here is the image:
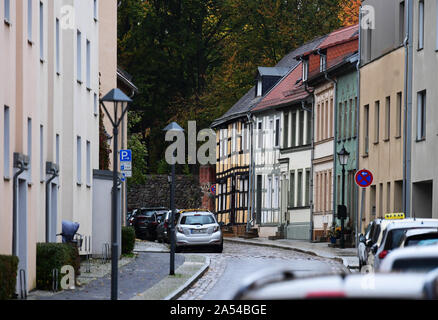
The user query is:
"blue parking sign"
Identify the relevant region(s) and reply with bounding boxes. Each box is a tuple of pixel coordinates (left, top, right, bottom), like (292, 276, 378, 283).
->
(120, 150, 132, 162)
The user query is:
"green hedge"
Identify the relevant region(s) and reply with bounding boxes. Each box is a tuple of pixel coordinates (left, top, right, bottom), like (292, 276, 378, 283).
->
(122, 227, 136, 255)
(36, 243, 80, 291)
(0, 255, 19, 300)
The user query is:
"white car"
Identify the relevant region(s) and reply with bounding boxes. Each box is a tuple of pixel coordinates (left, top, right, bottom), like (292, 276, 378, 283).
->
(379, 245, 438, 273)
(175, 210, 223, 253)
(373, 220, 438, 271)
(232, 267, 438, 300)
(399, 228, 438, 248)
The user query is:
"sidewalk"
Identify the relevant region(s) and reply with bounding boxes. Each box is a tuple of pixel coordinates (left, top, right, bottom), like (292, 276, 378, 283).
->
(28, 241, 209, 300)
(225, 237, 359, 270)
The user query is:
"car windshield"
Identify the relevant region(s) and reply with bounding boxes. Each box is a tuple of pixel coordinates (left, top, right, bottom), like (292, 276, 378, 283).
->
(141, 210, 155, 217)
(392, 258, 438, 273)
(180, 215, 216, 226)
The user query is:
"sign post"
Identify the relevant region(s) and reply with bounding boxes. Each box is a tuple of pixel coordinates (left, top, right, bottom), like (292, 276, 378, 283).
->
(355, 169, 374, 249)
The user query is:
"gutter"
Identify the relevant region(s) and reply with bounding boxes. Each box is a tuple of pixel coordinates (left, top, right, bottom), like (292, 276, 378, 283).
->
(303, 82, 315, 242)
(403, 0, 413, 218)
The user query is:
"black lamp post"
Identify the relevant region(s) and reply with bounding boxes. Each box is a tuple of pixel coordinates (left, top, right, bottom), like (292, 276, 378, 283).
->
(100, 88, 132, 300)
(163, 122, 184, 276)
(337, 146, 350, 249)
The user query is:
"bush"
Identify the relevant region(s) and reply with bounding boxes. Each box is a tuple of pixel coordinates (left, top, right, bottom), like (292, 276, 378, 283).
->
(36, 243, 80, 291)
(0, 255, 19, 300)
(122, 227, 136, 255)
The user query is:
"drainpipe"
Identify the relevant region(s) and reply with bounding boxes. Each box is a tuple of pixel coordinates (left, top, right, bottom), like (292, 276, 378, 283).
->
(12, 154, 29, 256)
(321, 58, 338, 230)
(45, 163, 59, 243)
(403, 0, 413, 218)
(304, 83, 315, 242)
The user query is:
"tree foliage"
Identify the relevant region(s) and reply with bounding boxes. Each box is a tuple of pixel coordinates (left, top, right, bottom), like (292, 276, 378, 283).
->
(118, 0, 355, 173)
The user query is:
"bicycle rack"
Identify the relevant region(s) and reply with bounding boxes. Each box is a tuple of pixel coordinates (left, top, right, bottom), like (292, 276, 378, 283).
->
(52, 268, 59, 293)
(19, 269, 27, 300)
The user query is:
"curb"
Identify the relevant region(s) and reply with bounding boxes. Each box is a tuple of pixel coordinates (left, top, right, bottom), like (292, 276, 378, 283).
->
(224, 238, 356, 271)
(164, 257, 211, 300)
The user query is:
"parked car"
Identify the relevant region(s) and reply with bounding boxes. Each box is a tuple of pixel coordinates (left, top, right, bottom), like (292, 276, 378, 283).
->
(133, 208, 168, 240)
(130, 207, 168, 228)
(127, 209, 139, 226)
(232, 267, 438, 300)
(373, 220, 438, 271)
(399, 228, 438, 248)
(156, 210, 181, 244)
(175, 210, 223, 253)
(358, 220, 378, 270)
(380, 244, 438, 273)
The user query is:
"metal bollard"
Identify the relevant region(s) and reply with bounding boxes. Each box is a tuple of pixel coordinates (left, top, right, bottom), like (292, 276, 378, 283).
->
(52, 268, 59, 293)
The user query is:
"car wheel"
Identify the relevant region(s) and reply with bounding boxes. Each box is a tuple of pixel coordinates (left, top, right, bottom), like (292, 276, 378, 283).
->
(214, 243, 223, 253)
(175, 246, 182, 253)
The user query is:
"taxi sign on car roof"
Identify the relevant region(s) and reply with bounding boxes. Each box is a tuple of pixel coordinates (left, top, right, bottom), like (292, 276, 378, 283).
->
(385, 213, 405, 220)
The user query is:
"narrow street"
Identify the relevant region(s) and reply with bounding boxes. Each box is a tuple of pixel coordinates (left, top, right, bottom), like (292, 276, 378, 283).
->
(178, 242, 348, 300)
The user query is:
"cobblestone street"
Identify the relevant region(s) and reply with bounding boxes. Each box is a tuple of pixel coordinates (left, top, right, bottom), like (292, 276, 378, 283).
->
(178, 241, 348, 300)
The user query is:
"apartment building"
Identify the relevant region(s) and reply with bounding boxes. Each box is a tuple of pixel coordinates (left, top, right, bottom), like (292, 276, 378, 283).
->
(359, 0, 406, 229)
(409, 0, 438, 219)
(303, 25, 359, 240)
(0, 0, 103, 294)
(252, 36, 325, 240)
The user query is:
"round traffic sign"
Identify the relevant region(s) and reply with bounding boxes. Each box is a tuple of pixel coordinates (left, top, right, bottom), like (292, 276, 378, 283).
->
(210, 184, 216, 196)
(355, 169, 373, 188)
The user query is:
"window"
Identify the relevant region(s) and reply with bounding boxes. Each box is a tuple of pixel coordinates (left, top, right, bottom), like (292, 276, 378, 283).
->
(86, 39, 91, 88)
(86, 141, 91, 186)
(385, 97, 391, 141)
(305, 169, 311, 206)
(306, 110, 312, 145)
(93, 0, 98, 21)
(232, 123, 236, 152)
(338, 102, 343, 140)
(400, 1, 405, 45)
(257, 80, 262, 97)
(40, 125, 44, 181)
(77, 136, 82, 184)
(269, 119, 274, 146)
(5, 0, 10, 22)
(396, 92, 402, 137)
(3, 106, 10, 178)
(374, 101, 380, 143)
(364, 105, 369, 154)
(290, 171, 295, 208)
(39, 1, 43, 60)
(275, 118, 280, 147)
(299, 111, 304, 146)
(344, 101, 348, 139)
(320, 54, 327, 72)
(283, 113, 289, 148)
(291, 112, 297, 147)
(418, 1, 424, 50)
(56, 134, 60, 165)
(28, 118, 32, 177)
(352, 97, 357, 137)
(417, 90, 426, 140)
(302, 59, 309, 82)
(297, 170, 303, 207)
(28, 0, 33, 42)
(267, 177, 272, 209)
(257, 121, 263, 149)
(77, 30, 82, 82)
(56, 18, 60, 73)
(274, 177, 279, 208)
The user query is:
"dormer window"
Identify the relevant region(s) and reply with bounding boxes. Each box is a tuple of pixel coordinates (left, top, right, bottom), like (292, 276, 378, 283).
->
(257, 79, 263, 97)
(302, 59, 309, 82)
(320, 54, 327, 72)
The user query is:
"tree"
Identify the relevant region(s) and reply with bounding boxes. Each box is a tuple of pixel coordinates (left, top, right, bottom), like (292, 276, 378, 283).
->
(339, 0, 361, 26)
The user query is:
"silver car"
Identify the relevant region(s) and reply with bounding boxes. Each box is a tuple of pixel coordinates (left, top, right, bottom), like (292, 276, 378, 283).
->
(175, 211, 223, 253)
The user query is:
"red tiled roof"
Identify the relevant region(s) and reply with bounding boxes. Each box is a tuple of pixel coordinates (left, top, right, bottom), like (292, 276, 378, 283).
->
(254, 63, 308, 112)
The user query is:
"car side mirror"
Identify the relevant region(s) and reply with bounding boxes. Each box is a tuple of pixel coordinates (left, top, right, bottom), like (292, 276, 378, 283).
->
(219, 222, 225, 228)
(371, 244, 378, 255)
(359, 235, 366, 243)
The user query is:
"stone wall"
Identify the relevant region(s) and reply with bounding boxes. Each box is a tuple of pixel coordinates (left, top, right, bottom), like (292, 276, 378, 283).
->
(128, 175, 202, 210)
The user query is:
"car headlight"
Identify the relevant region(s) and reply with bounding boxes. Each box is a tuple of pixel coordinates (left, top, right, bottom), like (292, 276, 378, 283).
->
(213, 225, 220, 233)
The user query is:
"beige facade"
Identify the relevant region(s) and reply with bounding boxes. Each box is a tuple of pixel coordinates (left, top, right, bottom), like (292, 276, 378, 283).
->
(0, 0, 105, 294)
(409, 0, 438, 219)
(359, 48, 405, 230)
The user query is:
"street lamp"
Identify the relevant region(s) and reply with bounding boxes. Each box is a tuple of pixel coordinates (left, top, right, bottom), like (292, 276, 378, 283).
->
(100, 88, 132, 300)
(337, 145, 350, 249)
(163, 122, 184, 276)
